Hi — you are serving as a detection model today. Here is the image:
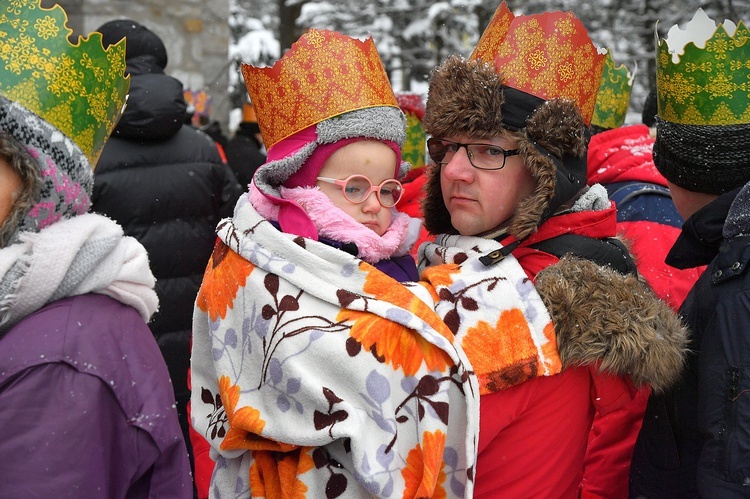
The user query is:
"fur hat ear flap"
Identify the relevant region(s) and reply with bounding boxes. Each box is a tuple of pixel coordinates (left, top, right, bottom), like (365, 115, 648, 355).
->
(507, 98, 589, 238)
(507, 139, 556, 240)
(525, 98, 588, 158)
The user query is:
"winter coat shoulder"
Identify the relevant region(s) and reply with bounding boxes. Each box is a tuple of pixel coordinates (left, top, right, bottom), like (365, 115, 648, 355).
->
(0, 293, 192, 498)
(587, 124, 704, 310)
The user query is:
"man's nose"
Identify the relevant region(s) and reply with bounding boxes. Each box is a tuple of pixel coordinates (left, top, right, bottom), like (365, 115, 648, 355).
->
(441, 146, 474, 181)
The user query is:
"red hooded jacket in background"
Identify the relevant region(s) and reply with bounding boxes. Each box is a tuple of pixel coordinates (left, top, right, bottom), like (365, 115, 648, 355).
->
(587, 124, 704, 311)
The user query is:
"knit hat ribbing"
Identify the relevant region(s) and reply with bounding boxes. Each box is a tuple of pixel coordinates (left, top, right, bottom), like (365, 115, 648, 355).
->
(654, 117, 750, 195)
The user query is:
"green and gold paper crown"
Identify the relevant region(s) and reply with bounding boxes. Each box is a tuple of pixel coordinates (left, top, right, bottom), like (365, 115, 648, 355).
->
(656, 8, 750, 125)
(0, 0, 129, 166)
(396, 92, 426, 169)
(592, 51, 634, 129)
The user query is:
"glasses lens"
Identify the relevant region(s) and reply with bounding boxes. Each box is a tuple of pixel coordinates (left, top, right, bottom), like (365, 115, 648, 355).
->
(427, 139, 452, 164)
(342, 176, 372, 203)
(467, 144, 509, 169)
(378, 180, 403, 207)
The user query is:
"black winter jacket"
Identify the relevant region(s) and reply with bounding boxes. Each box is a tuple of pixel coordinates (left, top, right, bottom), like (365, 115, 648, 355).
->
(630, 184, 750, 498)
(92, 58, 242, 400)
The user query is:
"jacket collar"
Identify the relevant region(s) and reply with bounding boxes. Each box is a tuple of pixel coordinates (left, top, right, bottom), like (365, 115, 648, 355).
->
(666, 186, 742, 269)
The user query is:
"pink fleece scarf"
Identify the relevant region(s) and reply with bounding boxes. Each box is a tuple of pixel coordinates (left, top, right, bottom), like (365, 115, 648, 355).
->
(248, 184, 419, 263)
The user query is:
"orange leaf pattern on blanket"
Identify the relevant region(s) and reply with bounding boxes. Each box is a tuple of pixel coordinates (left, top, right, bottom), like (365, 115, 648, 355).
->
(336, 264, 453, 376)
(420, 262, 461, 290)
(340, 307, 451, 376)
(419, 245, 561, 394)
(361, 262, 456, 342)
(464, 309, 559, 393)
(401, 430, 448, 499)
(248, 447, 316, 499)
(218, 375, 295, 453)
(197, 241, 255, 321)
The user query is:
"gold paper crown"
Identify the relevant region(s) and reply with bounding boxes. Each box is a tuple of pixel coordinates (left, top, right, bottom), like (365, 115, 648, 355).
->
(396, 93, 426, 169)
(471, 1, 606, 125)
(656, 9, 750, 125)
(0, 0, 129, 166)
(591, 51, 634, 129)
(242, 28, 399, 149)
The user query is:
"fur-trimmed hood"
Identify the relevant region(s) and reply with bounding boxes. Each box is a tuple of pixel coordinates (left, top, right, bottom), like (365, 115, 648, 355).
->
(422, 55, 589, 240)
(535, 254, 688, 393)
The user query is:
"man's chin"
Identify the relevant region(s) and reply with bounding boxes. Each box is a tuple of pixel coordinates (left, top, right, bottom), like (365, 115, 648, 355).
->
(450, 214, 482, 237)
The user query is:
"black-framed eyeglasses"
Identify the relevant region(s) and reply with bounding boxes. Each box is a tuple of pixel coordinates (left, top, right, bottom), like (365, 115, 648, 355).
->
(316, 174, 404, 208)
(427, 137, 520, 170)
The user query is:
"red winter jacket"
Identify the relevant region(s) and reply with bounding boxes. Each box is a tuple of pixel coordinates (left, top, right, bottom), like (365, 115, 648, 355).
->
(396, 166, 435, 259)
(472, 205, 642, 499)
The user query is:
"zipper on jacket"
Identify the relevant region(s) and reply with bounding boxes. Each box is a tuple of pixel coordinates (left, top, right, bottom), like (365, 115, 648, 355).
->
(720, 367, 741, 476)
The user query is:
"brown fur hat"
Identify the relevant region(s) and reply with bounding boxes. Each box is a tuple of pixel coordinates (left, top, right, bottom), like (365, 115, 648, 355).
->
(422, 55, 589, 239)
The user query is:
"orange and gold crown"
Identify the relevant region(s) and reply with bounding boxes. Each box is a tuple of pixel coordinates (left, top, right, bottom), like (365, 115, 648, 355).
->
(184, 89, 212, 117)
(242, 28, 399, 149)
(471, 1, 606, 126)
(184, 88, 212, 127)
(0, 0, 129, 166)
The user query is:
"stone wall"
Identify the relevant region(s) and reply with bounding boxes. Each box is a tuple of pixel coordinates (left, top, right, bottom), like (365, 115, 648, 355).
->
(47, 0, 232, 126)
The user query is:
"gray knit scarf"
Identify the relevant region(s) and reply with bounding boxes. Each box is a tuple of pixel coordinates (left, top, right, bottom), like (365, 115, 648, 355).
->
(0, 213, 158, 335)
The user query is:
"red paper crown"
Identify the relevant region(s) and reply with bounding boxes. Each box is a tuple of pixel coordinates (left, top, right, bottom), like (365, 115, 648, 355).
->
(242, 29, 399, 149)
(471, 2, 606, 125)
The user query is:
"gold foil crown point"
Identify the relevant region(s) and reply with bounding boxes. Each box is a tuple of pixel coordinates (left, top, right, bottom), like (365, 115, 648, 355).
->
(242, 28, 399, 149)
(656, 8, 750, 126)
(592, 52, 635, 130)
(471, 1, 606, 126)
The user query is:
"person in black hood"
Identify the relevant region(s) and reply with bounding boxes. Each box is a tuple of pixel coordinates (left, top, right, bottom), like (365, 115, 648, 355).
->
(91, 19, 243, 493)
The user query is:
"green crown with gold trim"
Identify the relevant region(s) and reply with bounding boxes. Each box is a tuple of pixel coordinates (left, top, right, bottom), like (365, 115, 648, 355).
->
(656, 9, 750, 126)
(592, 51, 633, 129)
(0, 0, 129, 166)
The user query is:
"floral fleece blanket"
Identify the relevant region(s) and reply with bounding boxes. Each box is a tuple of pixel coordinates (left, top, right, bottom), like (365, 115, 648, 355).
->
(417, 234, 561, 395)
(191, 196, 479, 499)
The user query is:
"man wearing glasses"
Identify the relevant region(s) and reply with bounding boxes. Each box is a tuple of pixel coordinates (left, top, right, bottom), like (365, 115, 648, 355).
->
(415, 6, 688, 497)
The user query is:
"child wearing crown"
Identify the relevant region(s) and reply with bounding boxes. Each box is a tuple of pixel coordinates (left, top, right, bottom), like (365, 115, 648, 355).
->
(189, 29, 479, 498)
